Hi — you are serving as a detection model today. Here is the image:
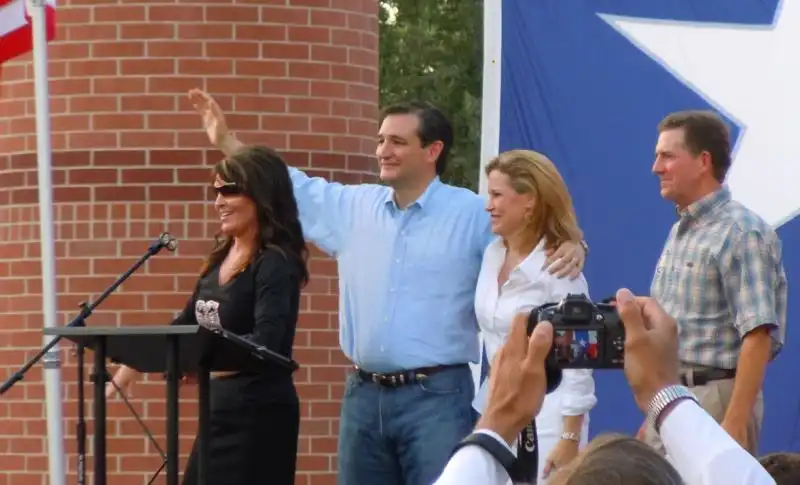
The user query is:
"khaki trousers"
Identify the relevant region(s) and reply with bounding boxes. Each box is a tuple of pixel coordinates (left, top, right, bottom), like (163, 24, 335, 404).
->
(643, 373, 764, 456)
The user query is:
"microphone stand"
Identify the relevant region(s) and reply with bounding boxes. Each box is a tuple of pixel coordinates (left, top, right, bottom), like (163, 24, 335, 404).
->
(105, 372, 168, 485)
(0, 232, 178, 485)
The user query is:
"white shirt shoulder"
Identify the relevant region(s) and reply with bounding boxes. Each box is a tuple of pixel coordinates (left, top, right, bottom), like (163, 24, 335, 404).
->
(475, 238, 590, 362)
(473, 238, 596, 417)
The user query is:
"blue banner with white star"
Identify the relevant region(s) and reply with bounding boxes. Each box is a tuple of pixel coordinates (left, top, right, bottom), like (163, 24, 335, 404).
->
(493, 0, 797, 452)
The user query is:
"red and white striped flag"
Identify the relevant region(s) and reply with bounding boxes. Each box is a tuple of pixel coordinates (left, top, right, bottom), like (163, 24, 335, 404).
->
(0, 0, 56, 65)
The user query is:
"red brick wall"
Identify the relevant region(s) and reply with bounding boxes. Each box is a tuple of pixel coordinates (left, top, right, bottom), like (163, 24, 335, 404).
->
(0, 1, 378, 484)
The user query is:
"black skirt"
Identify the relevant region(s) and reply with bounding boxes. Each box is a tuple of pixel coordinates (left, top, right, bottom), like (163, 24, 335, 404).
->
(180, 372, 300, 485)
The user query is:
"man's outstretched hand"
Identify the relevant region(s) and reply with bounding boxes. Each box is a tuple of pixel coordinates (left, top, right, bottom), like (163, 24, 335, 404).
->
(187, 88, 243, 155)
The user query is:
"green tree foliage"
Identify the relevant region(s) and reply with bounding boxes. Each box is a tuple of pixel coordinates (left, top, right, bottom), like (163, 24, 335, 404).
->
(379, 0, 484, 190)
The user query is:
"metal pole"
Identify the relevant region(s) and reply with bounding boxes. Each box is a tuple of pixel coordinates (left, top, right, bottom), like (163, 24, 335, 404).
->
(28, 1, 66, 484)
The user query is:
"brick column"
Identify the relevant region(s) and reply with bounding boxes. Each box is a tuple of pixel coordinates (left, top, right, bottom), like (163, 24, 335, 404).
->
(0, 1, 378, 484)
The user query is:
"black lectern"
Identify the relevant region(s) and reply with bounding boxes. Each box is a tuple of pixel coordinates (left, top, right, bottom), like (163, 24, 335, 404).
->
(45, 324, 299, 485)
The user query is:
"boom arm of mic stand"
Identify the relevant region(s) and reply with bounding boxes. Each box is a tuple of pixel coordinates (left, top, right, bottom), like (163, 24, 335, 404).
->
(0, 239, 169, 395)
(2, 237, 171, 485)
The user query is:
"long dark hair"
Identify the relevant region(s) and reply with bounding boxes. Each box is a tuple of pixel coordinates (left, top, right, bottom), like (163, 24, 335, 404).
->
(202, 145, 310, 287)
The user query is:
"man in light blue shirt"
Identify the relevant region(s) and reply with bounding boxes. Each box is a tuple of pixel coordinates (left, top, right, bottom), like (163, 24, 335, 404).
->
(188, 89, 587, 485)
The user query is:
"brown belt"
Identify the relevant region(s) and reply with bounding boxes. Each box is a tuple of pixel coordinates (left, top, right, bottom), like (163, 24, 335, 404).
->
(356, 364, 466, 388)
(679, 367, 735, 387)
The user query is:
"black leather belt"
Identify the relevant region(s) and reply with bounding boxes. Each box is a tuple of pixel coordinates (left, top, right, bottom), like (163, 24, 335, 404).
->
(679, 367, 736, 387)
(356, 364, 466, 388)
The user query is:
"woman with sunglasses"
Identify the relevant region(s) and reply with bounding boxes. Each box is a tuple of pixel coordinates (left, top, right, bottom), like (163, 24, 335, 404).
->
(107, 146, 308, 485)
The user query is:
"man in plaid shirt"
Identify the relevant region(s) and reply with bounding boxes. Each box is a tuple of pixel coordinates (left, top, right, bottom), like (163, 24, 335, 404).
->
(638, 110, 787, 456)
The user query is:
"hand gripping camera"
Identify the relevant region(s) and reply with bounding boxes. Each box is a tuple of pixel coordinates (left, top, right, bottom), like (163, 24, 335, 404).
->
(527, 294, 625, 392)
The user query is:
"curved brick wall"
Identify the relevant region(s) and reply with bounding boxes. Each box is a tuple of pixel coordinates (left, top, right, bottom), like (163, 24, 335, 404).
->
(0, 1, 378, 483)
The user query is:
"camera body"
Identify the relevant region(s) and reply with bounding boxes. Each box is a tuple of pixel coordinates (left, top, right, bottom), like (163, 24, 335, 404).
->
(527, 293, 625, 374)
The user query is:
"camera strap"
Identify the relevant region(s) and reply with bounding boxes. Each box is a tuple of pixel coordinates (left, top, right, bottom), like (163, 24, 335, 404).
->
(480, 344, 539, 483)
(509, 418, 538, 483)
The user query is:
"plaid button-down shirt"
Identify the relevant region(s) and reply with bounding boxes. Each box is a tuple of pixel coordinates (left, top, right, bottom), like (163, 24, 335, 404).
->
(650, 187, 788, 369)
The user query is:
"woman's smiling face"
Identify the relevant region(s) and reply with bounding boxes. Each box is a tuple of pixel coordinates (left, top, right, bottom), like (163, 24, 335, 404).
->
(212, 175, 256, 237)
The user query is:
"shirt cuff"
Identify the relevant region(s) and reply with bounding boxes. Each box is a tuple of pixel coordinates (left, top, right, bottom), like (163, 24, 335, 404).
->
(561, 395, 598, 416)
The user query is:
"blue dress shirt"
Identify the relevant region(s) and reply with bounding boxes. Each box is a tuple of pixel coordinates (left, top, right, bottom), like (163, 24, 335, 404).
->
(290, 168, 494, 372)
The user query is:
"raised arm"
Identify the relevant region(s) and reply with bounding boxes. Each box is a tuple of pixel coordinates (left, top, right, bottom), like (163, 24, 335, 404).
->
(188, 88, 245, 157)
(187, 88, 369, 256)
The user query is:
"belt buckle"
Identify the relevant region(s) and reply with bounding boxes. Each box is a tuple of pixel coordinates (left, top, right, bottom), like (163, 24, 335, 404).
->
(681, 369, 697, 387)
(369, 371, 412, 387)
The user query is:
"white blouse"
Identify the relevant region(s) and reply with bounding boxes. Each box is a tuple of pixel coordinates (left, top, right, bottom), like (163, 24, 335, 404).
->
(474, 237, 597, 424)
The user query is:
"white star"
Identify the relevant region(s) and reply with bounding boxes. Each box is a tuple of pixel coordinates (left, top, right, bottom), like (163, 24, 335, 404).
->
(599, 0, 799, 228)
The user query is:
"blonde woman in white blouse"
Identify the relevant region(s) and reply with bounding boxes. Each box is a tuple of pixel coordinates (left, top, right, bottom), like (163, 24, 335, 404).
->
(473, 149, 597, 484)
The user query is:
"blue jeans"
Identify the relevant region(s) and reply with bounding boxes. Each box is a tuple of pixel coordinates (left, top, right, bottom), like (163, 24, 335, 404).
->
(337, 365, 476, 485)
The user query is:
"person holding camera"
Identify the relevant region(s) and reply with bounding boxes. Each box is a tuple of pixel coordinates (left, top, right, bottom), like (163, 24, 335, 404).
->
(436, 288, 776, 485)
(473, 150, 597, 483)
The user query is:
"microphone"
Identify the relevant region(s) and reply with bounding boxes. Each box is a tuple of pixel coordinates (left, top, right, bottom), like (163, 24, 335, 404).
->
(148, 232, 179, 254)
(158, 232, 179, 252)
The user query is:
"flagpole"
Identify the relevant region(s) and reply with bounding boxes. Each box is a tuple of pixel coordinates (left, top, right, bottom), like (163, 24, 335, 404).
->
(28, 1, 66, 484)
(473, 0, 503, 395)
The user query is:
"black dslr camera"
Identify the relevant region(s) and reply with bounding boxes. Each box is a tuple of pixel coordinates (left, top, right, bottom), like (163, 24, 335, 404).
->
(527, 294, 625, 391)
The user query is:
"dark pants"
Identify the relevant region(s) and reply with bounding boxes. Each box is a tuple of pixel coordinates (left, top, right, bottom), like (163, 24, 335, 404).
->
(337, 365, 476, 485)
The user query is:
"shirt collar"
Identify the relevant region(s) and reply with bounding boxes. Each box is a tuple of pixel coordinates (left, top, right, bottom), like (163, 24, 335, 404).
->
(383, 176, 442, 210)
(487, 237, 548, 283)
(677, 186, 730, 221)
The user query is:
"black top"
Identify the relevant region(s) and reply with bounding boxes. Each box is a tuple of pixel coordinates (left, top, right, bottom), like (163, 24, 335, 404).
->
(172, 247, 301, 365)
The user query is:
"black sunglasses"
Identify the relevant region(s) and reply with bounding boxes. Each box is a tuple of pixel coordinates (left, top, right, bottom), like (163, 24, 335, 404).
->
(211, 182, 243, 197)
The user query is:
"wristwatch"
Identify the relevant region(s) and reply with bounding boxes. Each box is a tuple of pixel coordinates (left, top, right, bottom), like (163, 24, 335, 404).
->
(646, 384, 698, 433)
(560, 431, 580, 442)
(452, 432, 515, 477)
(579, 239, 589, 256)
